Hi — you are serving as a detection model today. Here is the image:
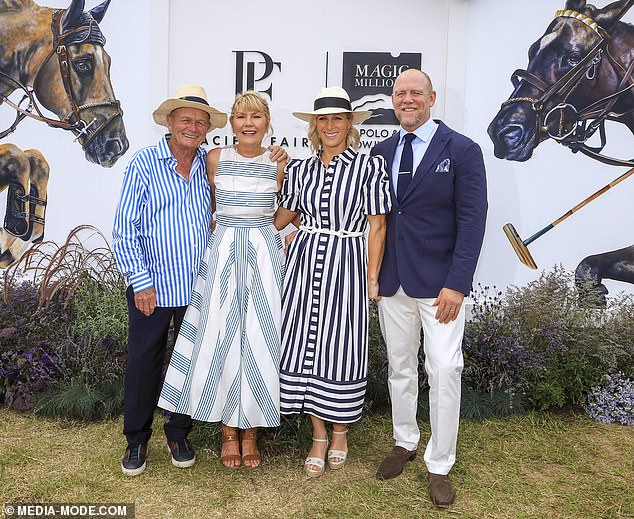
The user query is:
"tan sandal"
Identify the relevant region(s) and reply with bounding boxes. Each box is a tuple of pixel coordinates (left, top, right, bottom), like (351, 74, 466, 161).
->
(240, 428, 261, 468)
(305, 437, 328, 478)
(327, 429, 348, 469)
(220, 426, 241, 469)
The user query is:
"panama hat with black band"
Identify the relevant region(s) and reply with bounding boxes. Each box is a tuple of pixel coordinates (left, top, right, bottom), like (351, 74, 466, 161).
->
(292, 86, 372, 124)
(153, 84, 227, 132)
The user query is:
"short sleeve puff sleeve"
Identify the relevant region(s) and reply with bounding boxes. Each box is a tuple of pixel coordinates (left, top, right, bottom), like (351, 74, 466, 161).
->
(364, 155, 392, 215)
(279, 158, 303, 212)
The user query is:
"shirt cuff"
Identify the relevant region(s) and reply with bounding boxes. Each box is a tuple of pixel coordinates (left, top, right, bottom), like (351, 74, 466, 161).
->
(129, 271, 154, 293)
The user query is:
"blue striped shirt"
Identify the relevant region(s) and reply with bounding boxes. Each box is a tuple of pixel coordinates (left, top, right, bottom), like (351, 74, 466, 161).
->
(112, 136, 212, 307)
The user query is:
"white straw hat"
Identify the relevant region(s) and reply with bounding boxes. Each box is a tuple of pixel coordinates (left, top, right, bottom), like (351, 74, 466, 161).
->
(292, 86, 372, 124)
(152, 85, 227, 132)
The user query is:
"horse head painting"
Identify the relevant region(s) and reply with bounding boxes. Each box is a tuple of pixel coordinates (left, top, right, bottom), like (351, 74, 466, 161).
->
(0, 0, 128, 267)
(488, 0, 634, 305)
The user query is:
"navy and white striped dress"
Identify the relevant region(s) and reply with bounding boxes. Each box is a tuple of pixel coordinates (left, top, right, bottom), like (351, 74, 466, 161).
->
(279, 147, 391, 423)
(158, 147, 284, 428)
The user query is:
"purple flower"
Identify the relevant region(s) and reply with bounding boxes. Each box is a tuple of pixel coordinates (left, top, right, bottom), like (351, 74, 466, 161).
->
(585, 372, 634, 426)
(0, 346, 62, 411)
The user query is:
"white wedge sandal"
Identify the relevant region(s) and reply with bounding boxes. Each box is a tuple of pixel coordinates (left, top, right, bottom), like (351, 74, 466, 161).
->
(327, 429, 348, 470)
(304, 437, 328, 478)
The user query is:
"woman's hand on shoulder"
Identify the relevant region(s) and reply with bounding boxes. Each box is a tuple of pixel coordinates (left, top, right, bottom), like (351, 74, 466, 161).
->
(276, 157, 287, 190)
(268, 145, 289, 164)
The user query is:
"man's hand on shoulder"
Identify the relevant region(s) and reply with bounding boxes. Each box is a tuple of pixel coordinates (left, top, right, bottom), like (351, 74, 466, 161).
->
(134, 287, 157, 316)
(432, 287, 464, 324)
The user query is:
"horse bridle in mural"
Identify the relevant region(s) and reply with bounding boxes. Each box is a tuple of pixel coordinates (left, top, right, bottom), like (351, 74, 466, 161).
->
(0, 8, 123, 151)
(0, 0, 128, 268)
(489, 0, 634, 306)
(501, 4, 634, 167)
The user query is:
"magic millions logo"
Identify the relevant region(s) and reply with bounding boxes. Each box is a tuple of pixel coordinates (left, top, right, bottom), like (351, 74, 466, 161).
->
(342, 52, 422, 126)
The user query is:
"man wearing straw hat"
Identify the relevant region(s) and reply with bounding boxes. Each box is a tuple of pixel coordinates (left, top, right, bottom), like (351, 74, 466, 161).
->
(372, 69, 487, 507)
(112, 85, 284, 476)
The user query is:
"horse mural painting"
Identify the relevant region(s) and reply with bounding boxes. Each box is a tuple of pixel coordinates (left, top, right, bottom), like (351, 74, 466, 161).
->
(0, 0, 128, 266)
(488, 0, 634, 305)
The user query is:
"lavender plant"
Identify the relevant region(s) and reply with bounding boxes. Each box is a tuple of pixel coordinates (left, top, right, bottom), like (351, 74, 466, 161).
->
(0, 345, 61, 411)
(463, 286, 543, 394)
(0, 281, 70, 354)
(1, 227, 127, 419)
(585, 372, 634, 426)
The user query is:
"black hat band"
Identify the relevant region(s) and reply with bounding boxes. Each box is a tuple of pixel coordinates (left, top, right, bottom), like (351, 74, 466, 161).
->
(180, 96, 209, 106)
(313, 97, 351, 111)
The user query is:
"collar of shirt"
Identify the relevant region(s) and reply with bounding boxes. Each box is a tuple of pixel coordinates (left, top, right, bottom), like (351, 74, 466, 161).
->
(398, 117, 438, 145)
(391, 119, 439, 191)
(157, 134, 207, 165)
(339, 146, 357, 166)
(312, 145, 358, 168)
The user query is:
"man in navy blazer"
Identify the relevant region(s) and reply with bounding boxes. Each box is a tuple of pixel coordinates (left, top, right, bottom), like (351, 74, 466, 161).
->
(372, 69, 487, 508)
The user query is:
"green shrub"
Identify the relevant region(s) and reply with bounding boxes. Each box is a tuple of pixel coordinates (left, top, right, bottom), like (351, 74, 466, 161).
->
(505, 266, 633, 375)
(464, 267, 633, 413)
(34, 378, 123, 420)
(53, 334, 126, 386)
(460, 387, 527, 422)
(4, 238, 634, 423)
(525, 352, 603, 411)
(1, 227, 127, 418)
(70, 280, 127, 348)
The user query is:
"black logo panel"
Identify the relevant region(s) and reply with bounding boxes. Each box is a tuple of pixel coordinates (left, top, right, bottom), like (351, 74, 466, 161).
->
(342, 52, 422, 125)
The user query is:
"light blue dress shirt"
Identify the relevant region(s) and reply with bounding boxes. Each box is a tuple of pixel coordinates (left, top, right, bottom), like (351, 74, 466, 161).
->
(391, 118, 439, 193)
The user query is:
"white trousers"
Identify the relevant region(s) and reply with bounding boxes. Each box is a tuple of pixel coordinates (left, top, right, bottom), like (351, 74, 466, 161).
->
(378, 287, 465, 475)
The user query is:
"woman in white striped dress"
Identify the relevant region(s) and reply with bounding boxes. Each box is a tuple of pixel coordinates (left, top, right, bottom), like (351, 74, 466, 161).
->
(275, 87, 392, 477)
(158, 92, 285, 469)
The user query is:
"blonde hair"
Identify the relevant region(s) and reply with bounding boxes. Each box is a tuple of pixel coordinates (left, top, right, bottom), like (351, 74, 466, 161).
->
(230, 91, 271, 129)
(307, 113, 361, 154)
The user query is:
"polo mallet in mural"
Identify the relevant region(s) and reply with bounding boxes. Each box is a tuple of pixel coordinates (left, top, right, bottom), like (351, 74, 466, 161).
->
(0, 0, 128, 267)
(488, 0, 634, 305)
(504, 165, 634, 269)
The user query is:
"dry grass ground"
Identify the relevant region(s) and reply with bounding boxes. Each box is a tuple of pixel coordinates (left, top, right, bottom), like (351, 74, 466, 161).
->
(0, 408, 632, 518)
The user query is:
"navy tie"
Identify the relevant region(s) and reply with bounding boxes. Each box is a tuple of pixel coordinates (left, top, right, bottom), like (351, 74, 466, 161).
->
(397, 133, 416, 201)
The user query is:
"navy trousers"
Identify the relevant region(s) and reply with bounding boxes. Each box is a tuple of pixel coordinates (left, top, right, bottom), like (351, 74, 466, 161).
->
(123, 285, 192, 445)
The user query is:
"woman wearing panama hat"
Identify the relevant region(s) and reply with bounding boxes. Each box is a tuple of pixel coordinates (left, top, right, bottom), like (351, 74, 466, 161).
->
(274, 86, 392, 478)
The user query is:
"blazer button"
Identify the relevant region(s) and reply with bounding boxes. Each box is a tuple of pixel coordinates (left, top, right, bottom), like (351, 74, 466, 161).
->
(397, 209, 403, 215)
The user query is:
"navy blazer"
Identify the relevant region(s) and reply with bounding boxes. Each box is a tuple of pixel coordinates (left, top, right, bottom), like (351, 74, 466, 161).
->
(371, 120, 487, 298)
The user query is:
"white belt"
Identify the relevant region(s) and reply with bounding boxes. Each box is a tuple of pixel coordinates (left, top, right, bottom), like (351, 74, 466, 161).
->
(299, 224, 364, 238)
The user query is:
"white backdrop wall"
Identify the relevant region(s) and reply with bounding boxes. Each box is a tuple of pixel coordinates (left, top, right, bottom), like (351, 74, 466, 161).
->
(161, 0, 468, 154)
(3, 0, 634, 296)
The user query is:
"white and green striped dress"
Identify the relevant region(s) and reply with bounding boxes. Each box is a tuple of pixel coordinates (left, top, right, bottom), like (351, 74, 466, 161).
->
(158, 146, 283, 428)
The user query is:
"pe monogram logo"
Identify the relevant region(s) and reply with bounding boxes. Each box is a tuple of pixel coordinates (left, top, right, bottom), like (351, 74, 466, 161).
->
(342, 51, 422, 125)
(234, 50, 281, 100)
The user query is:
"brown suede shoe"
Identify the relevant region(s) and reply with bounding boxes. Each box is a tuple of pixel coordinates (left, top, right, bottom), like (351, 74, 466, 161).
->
(375, 446, 417, 480)
(428, 473, 456, 507)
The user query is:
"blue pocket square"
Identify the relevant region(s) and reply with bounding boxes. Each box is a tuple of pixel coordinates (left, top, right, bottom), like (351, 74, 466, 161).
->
(435, 158, 451, 173)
